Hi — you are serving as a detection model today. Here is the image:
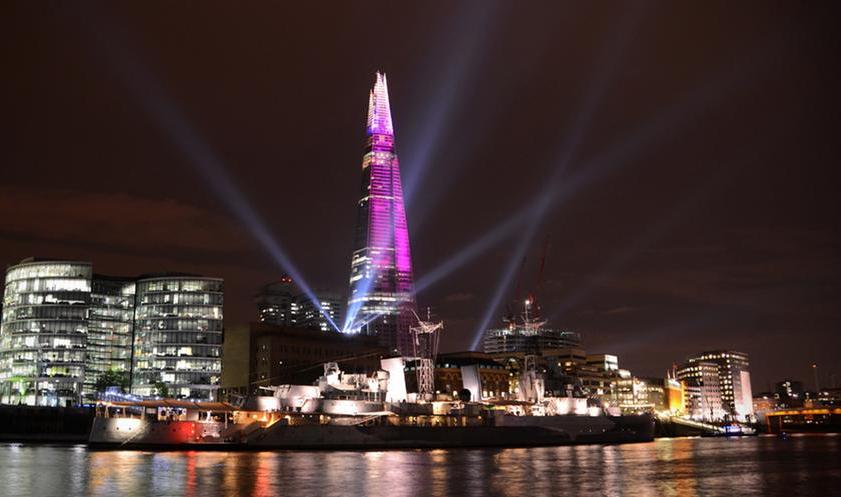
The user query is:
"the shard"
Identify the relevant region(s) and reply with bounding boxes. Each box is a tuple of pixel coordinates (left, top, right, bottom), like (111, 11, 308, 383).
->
(345, 72, 416, 354)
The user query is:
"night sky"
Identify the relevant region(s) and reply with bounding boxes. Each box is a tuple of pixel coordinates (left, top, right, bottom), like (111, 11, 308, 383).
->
(2, 2, 839, 390)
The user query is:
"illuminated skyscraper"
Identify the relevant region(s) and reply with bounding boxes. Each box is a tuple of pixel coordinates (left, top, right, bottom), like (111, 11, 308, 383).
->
(346, 72, 416, 353)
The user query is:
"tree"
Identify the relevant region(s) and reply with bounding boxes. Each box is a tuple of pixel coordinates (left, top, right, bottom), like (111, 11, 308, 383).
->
(94, 369, 130, 393)
(154, 381, 170, 398)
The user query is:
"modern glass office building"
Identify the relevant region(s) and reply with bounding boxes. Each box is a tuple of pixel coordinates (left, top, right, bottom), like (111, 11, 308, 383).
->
(0, 259, 224, 405)
(0, 259, 92, 406)
(85, 276, 136, 393)
(131, 276, 224, 400)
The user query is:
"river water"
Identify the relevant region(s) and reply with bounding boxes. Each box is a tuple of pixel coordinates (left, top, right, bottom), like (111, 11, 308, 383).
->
(1, 435, 839, 497)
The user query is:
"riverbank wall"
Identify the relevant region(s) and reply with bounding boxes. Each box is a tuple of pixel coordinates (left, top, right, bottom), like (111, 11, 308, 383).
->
(0, 405, 94, 443)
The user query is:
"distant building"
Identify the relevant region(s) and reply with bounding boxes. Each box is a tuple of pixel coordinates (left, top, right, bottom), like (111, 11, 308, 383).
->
(256, 277, 344, 333)
(775, 379, 805, 407)
(812, 387, 841, 407)
(0, 258, 224, 405)
(249, 322, 387, 390)
(428, 351, 510, 400)
(609, 376, 666, 414)
(676, 361, 726, 421)
(256, 277, 297, 326)
(664, 374, 685, 415)
(586, 354, 618, 372)
(752, 393, 778, 423)
(689, 350, 754, 420)
(295, 291, 344, 332)
(576, 354, 621, 396)
(483, 324, 581, 356)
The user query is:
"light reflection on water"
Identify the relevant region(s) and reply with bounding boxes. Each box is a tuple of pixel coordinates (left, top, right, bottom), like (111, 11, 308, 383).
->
(0, 435, 839, 497)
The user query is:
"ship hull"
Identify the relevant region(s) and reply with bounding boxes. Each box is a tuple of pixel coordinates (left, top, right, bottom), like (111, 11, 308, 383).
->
(89, 414, 654, 450)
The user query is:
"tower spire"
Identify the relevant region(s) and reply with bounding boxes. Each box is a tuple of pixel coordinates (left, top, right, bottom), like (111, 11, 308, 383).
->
(366, 71, 393, 136)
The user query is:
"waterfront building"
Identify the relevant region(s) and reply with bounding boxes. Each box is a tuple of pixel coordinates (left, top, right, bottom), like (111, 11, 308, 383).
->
(0, 259, 225, 405)
(345, 72, 417, 353)
(752, 393, 778, 422)
(131, 275, 224, 400)
(665, 374, 685, 415)
(676, 361, 726, 421)
(689, 350, 754, 421)
(426, 351, 511, 400)
(219, 323, 250, 399)
(86, 275, 135, 393)
(0, 259, 92, 406)
(249, 322, 387, 390)
(609, 376, 667, 414)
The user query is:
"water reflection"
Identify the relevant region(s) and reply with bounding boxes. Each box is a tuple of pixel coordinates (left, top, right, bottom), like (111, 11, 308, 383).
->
(1, 436, 839, 497)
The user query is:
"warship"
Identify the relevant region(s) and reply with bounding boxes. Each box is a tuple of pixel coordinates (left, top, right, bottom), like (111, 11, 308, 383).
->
(88, 358, 654, 450)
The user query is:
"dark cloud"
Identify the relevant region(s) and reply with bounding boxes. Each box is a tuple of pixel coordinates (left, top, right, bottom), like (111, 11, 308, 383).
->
(0, 187, 246, 254)
(445, 292, 475, 303)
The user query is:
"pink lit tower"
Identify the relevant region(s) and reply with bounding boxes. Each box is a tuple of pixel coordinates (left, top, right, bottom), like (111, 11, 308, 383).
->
(345, 72, 416, 353)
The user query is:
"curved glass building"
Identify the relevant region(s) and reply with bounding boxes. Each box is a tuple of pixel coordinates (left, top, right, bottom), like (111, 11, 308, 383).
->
(0, 259, 225, 405)
(132, 276, 224, 400)
(0, 259, 92, 406)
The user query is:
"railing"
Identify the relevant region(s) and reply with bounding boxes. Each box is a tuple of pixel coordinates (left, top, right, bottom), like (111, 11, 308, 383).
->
(330, 413, 388, 426)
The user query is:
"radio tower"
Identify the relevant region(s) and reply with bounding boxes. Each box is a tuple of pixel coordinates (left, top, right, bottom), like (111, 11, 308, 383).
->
(410, 308, 443, 399)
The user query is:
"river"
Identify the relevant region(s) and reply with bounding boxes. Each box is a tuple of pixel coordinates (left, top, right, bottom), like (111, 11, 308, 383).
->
(1, 435, 839, 496)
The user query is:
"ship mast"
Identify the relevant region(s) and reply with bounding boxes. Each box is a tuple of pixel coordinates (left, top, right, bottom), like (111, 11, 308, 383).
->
(410, 307, 443, 400)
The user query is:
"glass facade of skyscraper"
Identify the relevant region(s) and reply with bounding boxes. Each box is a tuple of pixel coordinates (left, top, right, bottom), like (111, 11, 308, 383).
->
(132, 276, 224, 400)
(346, 72, 416, 353)
(85, 276, 135, 393)
(0, 259, 92, 406)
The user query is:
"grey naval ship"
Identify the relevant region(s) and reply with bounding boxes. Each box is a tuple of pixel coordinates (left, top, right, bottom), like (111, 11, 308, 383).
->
(89, 358, 654, 450)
